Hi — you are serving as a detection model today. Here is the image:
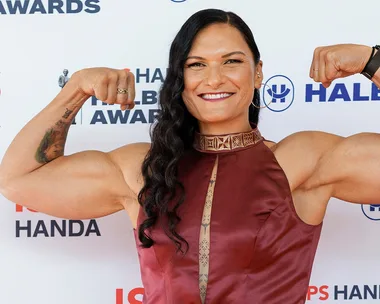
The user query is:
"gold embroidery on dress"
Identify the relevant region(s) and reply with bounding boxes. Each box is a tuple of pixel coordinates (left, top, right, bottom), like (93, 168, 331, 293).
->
(199, 156, 219, 303)
(194, 128, 262, 152)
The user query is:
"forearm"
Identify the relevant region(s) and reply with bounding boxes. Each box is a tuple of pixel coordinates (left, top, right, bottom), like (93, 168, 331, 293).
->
(0, 76, 88, 182)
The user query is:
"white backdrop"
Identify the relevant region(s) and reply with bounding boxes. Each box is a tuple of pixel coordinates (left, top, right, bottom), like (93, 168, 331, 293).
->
(0, 0, 379, 303)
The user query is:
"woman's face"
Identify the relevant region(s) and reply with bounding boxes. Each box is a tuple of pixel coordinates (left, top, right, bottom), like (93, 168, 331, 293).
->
(182, 23, 262, 128)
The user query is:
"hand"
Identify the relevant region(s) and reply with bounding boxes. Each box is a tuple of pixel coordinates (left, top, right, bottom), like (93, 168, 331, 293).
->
(69, 67, 136, 110)
(309, 44, 373, 88)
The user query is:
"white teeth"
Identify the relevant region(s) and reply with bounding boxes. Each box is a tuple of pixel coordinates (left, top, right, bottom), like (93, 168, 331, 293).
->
(202, 93, 232, 100)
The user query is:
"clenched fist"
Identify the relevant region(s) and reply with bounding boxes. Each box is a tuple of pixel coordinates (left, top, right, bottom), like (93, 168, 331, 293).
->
(310, 44, 373, 88)
(69, 67, 136, 111)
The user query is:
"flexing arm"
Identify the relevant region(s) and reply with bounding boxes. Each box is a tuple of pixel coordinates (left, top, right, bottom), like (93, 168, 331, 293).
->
(306, 44, 380, 202)
(274, 131, 380, 225)
(0, 68, 139, 219)
(277, 131, 379, 205)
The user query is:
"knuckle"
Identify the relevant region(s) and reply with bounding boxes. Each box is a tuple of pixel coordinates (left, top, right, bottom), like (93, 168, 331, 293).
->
(96, 91, 107, 102)
(98, 73, 109, 86)
(326, 51, 335, 62)
(108, 71, 118, 83)
(128, 71, 135, 82)
(118, 96, 129, 104)
(118, 72, 127, 83)
(326, 70, 335, 81)
(107, 95, 117, 104)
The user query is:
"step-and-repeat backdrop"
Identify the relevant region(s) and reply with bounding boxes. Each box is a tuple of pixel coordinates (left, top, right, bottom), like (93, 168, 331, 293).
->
(0, 0, 379, 303)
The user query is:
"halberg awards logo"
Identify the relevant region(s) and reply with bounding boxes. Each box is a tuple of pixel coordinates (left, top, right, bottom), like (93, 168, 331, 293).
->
(262, 75, 295, 112)
(265, 75, 380, 107)
(305, 82, 380, 103)
(0, 0, 100, 15)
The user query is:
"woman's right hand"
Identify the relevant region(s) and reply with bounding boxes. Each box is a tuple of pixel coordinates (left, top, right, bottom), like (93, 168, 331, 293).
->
(70, 67, 136, 111)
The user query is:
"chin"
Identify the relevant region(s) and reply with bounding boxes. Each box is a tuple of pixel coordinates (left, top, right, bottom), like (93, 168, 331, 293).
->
(197, 114, 232, 124)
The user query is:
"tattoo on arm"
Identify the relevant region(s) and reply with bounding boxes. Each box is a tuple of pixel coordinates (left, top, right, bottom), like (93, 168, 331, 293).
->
(35, 108, 75, 164)
(62, 108, 73, 119)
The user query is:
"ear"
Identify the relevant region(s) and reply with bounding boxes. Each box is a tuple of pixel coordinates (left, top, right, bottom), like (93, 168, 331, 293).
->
(254, 60, 263, 89)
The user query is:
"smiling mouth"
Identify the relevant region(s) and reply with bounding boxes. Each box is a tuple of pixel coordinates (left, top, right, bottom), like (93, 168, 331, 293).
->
(200, 92, 235, 101)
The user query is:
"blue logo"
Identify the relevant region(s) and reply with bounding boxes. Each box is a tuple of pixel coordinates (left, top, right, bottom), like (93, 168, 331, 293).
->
(171, 0, 187, 2)
(0, 0, 101, 15)
(361, 204, 380, 221)
(305, 83, 380, 102)
(262, 75, 295, 112)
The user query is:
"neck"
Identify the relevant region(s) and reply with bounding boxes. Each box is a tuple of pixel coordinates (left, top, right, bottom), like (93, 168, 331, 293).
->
(198, 117, 253, 135)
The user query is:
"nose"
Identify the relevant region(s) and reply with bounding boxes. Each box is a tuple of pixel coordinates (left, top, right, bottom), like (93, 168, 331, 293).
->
(206, 66, 225, 89)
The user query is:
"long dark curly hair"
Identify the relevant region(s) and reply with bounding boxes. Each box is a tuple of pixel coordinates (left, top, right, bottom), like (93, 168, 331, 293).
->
(137, 9, 262, 254)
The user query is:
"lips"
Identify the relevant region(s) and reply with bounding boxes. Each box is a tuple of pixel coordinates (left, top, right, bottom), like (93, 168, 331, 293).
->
(200, 92, 234, 101)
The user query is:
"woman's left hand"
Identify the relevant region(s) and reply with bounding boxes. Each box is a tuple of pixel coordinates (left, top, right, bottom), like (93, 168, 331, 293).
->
(310, 44, 372, 88)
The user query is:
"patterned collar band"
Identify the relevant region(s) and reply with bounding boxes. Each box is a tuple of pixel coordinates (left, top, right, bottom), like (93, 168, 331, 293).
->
(193, 128, 263, 153)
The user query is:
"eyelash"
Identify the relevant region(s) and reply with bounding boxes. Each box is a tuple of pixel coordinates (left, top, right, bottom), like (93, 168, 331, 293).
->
(187, 59, 243, 68)
(225, 59, 243, 64)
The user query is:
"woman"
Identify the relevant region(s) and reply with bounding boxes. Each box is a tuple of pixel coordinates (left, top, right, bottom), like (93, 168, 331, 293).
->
(0, 8, 379, 304)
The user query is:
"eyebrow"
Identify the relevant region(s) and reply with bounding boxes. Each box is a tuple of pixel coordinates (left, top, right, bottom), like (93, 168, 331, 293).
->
(186, 51, 246, 60)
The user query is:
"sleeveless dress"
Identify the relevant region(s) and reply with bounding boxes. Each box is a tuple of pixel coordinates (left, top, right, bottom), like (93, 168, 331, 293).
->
(133, 128, 322, 304)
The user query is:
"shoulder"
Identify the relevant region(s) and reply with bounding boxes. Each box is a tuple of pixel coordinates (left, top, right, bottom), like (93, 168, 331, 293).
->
(269, 131, 344, 191)
(111, 142, 151, 155)
(274, 130, 343, 152)
(108, 142, 151, 196)
(109, 142, 151, 165)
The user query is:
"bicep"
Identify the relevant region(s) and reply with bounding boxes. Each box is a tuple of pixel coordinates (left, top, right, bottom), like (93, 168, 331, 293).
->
(1, 150, 132, 219)
(312, 133, 380, 204)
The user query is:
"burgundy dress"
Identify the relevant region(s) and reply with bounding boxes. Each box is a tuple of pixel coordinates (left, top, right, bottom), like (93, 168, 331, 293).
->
(133, 128, 322, 304)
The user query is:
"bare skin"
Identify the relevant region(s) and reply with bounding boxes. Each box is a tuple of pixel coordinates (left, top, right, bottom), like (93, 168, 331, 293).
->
(0, 24, 380, 232)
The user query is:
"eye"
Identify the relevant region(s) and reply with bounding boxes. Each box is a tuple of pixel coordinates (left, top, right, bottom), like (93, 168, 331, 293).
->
(225, 59, 243, 64)
(187, 62, 205, 68)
